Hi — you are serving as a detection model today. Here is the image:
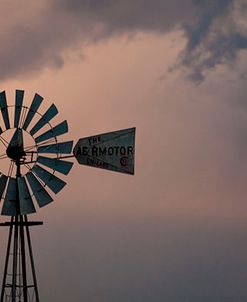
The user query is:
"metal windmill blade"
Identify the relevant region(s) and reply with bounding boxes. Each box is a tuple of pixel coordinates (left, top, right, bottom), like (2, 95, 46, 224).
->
(1, 178, 18, 216)
(22, 93, 43, 130)
(0, 90, 74, 216)
(31, 165, 66, 194)
(34, 120, 68, 143)
(0, 174, 8, 200)
(17, 177, 36, 215)
(14, 90, 24, 128)
(29, 103, 58, 136)
(37, 156, 73, 175)
(0, 91, 10, 130)
(26, 172, 53, 207)
(37, 141, 73, 154)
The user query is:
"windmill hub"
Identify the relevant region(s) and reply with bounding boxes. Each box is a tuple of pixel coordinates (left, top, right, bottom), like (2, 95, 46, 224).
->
(0, 128, 37, 176)
(6, 128, 26, 160)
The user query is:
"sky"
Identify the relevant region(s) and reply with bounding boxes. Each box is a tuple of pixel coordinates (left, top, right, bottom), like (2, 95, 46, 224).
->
(0, 0, 247, 301)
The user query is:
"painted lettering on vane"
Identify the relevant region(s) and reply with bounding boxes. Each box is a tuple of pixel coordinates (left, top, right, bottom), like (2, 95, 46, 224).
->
(76, 146, 88, 156)
(86, 157, 109, 169)
(76, 145, 134, 157)
(120, 156, 128, 166)
(88, 136, 101, 146)
(90, 146, 134, 157)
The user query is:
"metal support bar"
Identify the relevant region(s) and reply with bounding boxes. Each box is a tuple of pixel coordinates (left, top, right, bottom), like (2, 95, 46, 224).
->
(56, 155, 75, 159)
(0, 217, 14, 302)
(19, 216, 28, 302)
(23, 154, 75, 165)
(12, 216, 18, 302)
(24, 215, 40, 302)
(0, 222, 43, 227)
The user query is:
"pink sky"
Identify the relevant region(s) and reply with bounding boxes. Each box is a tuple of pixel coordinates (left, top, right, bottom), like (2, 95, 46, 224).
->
(1, 1, 247, 301)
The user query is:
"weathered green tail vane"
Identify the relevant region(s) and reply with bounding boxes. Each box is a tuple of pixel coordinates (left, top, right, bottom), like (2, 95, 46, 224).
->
(73, 127, 135, 175)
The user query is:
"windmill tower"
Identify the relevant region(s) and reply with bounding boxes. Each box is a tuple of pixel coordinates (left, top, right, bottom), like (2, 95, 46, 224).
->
(0, 90, 135, 301)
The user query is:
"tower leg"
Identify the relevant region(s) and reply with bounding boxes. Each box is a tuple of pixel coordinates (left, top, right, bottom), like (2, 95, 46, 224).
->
(25, 216, 40, 302)
(12, 216, 18, 302)
(0, 217, 43, 302)
(20, 215, 28, 302)
(0, 217, 14, 302)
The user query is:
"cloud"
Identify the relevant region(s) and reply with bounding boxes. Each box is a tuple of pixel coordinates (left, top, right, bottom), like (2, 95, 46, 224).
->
(55, 0, 247, 81)
(56, 0, 195, 34)
(0, 0, 195, 81)
(0, 0, 246, 81)
(179, 0, 247, 81)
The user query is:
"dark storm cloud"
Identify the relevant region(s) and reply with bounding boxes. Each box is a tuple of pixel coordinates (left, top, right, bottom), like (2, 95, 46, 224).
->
(0, 24, 64, 79)
(0, 0, 195, 81)
(0, 0, 246, 80)
(56, 0, 195, 33)
(55, 0, 247, 80)
(179, 0, 247, 81)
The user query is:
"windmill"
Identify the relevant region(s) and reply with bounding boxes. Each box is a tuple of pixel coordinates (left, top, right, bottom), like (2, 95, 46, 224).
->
(0, 90, 135, 302)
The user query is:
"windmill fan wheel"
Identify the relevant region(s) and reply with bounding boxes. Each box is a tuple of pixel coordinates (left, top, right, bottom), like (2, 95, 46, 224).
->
(0, 90, 74, 216)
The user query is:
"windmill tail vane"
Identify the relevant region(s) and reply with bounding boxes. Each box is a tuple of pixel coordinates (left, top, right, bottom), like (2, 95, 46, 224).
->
(0, 89, 136, 302)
